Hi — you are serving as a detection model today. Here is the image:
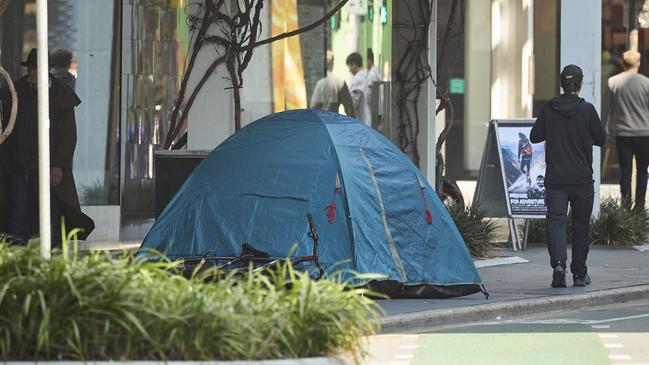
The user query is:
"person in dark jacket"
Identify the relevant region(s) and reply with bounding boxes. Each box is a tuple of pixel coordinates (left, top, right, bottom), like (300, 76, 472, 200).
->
(530, 64, 606, 288)
(0, 48, 94, 244)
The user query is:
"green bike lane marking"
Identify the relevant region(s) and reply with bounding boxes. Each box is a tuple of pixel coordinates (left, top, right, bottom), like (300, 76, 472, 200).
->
(411, 324, 610, 365)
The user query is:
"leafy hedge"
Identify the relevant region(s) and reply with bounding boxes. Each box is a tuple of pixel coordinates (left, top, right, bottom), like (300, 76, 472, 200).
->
(0, 243, 379, 361)
(591, 198, 649, 246)
(522, 198, 648, 247)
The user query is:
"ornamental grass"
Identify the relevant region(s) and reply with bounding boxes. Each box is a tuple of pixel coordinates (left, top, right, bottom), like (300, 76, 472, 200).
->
(0, 238, 379, 361)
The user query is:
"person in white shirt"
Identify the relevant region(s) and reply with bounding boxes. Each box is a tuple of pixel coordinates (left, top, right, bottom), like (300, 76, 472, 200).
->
(310, 51, 355, 117)
(346, 52, 371, 126)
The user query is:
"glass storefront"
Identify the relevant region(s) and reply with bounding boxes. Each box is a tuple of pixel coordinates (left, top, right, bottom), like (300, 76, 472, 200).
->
(120, 0, 189, 237)
(0, 0, 121, 206)
(242, 0, 392, 122)
(443, 0, 558, 180)
(0, 0, 190, 238)
(601, 0, 649, 184)
(4, 0, 590, 238)
(4, 0, 555, 237)
(1, 0, 389, 238)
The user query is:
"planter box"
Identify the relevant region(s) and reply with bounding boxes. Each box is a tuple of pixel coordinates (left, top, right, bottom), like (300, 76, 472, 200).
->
(4, 358, 348, 365)
(154, 150, 209, 218)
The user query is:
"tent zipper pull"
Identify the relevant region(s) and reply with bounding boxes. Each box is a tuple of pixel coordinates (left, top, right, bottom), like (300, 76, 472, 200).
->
(417, 176, 433, 225)
(326, 173, 342, 224)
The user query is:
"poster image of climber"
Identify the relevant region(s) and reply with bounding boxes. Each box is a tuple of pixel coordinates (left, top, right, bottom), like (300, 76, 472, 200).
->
(495, 122, 547, 217)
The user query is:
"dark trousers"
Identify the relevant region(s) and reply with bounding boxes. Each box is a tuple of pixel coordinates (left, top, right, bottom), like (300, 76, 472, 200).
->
(9, 173, 62, 245)
(616, 136, 649, 209)
(545, 183, 594, 277)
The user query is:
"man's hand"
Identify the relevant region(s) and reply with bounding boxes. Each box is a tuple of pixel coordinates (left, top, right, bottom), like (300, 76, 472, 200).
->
(51, 167, 63, 188)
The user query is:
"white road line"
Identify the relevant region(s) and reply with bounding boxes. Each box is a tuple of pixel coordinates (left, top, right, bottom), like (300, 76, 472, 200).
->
(599, 333, 619, 339)
(592, 324, 611, 329)
(609, 354, 632, 361)
(518, 313, 649, 325)
(591, 313, 649, 324)
(399, 344, 418, 350)
(605, 343, 625, 349)
(394, 354, 415, 360)
(519, 319, 583, 324)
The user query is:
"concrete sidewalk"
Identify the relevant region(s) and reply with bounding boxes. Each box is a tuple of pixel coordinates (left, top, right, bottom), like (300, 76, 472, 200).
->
(379, 245, 649, 332)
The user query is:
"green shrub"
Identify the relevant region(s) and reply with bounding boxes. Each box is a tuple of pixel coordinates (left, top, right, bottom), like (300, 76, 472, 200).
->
(591, 198, 649, 247)
(522, 218, 547, 244)
(0, 243, 379, 361)
(447, 204, 498, 258)
(520, 198, 648, 247)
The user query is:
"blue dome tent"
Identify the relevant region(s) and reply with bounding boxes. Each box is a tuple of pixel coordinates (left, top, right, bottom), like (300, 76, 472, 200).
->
(140, 110, 485, 298)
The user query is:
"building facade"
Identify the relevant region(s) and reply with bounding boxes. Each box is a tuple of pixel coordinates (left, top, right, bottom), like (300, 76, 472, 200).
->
(0, 0, 622, 241)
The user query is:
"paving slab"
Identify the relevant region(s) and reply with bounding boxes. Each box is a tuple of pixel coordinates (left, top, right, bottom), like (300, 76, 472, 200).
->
(379, 246, 649, 317)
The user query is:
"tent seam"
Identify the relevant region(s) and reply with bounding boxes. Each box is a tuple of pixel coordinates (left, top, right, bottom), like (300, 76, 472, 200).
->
(313, 110, 359, 270)
(359, 147, 408, 283)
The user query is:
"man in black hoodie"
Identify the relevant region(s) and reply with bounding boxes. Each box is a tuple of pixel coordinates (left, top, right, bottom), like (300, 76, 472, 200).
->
(530, 64, 606, 288)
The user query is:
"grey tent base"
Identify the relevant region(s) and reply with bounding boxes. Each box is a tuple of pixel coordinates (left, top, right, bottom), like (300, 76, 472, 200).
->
(367, 280, 488, 299)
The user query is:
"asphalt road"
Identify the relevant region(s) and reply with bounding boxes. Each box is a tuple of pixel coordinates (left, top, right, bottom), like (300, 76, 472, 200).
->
(365, 298, 649, 365)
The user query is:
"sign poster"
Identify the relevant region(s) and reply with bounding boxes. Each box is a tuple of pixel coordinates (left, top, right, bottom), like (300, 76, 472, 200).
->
(495, 121, 547, 217)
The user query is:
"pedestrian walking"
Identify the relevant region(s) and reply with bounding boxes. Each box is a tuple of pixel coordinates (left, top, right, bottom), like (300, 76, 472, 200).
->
(310, 50, 355, 118)
(0, 48, 94, 245)
(603, 50, 649, 209)
(346, 52, 371, 126)
(530, 64, 606, 288)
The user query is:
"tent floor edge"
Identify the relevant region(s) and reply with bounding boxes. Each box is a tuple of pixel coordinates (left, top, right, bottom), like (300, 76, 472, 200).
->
(365, 280, 484, 299)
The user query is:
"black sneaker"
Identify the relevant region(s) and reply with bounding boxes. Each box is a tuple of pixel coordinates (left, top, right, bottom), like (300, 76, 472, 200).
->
(573, 273, 591, 287)
(551, 266, 567, 288)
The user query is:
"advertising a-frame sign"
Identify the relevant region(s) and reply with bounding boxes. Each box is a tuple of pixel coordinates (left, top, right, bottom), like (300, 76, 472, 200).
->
(473, 119, 547, 251)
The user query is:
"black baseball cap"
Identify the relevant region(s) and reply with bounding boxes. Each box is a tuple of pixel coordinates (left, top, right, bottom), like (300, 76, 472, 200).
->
(560, 64, 583, 85)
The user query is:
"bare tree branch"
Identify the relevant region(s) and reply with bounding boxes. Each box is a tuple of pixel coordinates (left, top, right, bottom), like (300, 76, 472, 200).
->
(164, 0, 219, 149)
(164, 0, 350, 148)
(250, 0, 349, 49)
(434, 0, 464, 193)
(167, 55, 227, 149)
